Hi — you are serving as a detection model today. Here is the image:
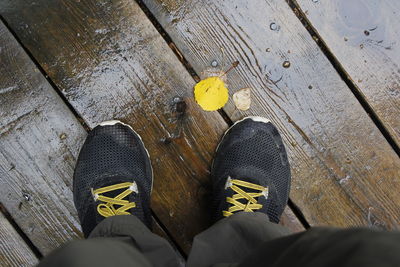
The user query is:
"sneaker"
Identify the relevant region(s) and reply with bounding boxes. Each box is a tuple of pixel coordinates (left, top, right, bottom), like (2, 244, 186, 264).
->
(73, 120, 153, 237)
(211, 116, 291, 223)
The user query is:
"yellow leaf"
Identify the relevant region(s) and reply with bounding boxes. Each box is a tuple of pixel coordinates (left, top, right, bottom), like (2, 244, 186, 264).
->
(194, 76, 229, 111)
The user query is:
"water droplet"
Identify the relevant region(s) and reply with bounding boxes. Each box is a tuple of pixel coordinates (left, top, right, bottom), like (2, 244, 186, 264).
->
(266, 48, 271, 52)
(339, 175, 351, 185)
(22, 192, 31, 201)
(59, 133, 67, 140)
(282, 61, 291, 68)
(312, 0, 319, 3)
(160, 137, 172, 145)
(173, 97, 182, 103)
(364, 30, 370, 36)
(211, 60, 218, 67)
(360, 44, 364, 49)
(269, 22, 280, 31)
(344, 37, 348, 42)
(264, 64, 283, 83)
(308, 85, 313, 89)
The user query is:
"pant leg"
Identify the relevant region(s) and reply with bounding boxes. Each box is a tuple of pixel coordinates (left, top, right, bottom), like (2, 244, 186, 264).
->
(237, 227, 400, 267)
(38, 215, 182, 267)
(187, 212, 291, 267)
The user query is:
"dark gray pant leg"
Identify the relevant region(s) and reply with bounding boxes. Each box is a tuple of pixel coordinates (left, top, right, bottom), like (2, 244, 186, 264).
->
(238, 227, 400, 267)
(38, 215, 181, 267)
(187, 212, 291, 267)
(188, 212, 400, 267)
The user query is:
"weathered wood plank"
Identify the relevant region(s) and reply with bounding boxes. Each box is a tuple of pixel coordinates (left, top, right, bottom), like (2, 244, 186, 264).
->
(0, 0, 303, 253)
(142, 0, 400, 229)
(0, 212, 38, 267)
(295, 0, 400, 147)
(0, 22, 86, 254)
(0, 20, 192, 257)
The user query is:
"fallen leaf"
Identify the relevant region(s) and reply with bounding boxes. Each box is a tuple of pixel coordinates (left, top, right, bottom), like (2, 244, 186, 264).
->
(194, 76, 229, 111)
(233, 88, 251, 110)
(194, 61, 239, 111)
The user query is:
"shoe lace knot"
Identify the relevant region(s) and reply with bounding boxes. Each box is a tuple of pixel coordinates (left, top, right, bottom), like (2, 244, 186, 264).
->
(91, 182, 137, 217)
(223, 178, 268, 217)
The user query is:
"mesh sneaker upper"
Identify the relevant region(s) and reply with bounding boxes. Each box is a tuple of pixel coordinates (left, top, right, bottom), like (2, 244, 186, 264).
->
(73, 122, 152, 236)
(211, 117, 291, 222)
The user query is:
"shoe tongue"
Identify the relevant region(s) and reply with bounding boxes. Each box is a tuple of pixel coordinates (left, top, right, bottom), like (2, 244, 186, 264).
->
(227, 167, 270, 187)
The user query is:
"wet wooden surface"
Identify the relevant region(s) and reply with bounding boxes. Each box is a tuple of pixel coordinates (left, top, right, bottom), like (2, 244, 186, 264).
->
(0, 212, 38, 267)
(296, 0, 400, 147)
(0, 0, 304, 256)
(0, 19, 188, 260)
(143, 0, 400, 229)
(0, 20, 86, 254)
(4, 0, 399, 262)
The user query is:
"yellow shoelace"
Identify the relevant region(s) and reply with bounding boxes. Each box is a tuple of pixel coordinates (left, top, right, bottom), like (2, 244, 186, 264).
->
(223, 178, 269, 217)
(91, 182, 137, 217)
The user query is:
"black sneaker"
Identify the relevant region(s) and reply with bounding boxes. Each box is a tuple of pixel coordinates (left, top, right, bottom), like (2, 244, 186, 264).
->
(73, 120, 153, 237)
(211, 116, 291, 223)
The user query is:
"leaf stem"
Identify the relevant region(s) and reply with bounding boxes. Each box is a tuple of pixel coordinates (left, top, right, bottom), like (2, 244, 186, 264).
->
(219, 61, 239, 77)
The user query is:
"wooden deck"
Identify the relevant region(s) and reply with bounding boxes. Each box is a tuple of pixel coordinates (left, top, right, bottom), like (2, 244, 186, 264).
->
(0, 0, 399, 265)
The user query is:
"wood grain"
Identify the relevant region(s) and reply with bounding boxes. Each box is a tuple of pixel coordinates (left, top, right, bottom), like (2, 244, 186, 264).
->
(295, 0, 400, 147)
(0, 212, 38, 267)
(0, 0, 303, 254)
(0, 21, 86, 254)
(0, 19, 204, 258)
(142, 0, 400, 229)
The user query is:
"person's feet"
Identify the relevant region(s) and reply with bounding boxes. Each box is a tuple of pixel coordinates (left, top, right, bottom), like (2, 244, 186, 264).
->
(211, 116, 291, 223)
(73, 120, 153, 237)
